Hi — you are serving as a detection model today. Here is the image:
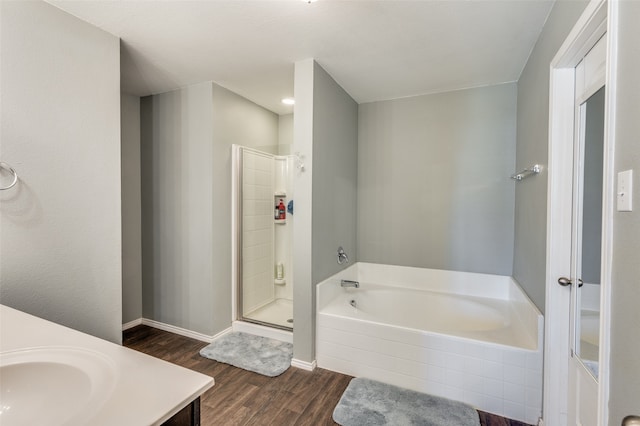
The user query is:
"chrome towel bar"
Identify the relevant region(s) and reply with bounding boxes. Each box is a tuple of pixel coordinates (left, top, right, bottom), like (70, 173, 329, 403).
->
(511, 164, 541, 181)
(0, 162, 18, 190)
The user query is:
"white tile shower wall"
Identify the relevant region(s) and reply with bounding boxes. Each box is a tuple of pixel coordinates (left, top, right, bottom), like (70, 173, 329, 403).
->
(274, 156, 293, 301)
(317, 314, 543, 424)
(242, 150, 275, 313)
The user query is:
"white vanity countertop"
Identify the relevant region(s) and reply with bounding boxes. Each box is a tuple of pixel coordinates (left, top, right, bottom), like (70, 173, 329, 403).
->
(0, 305, 214, 426)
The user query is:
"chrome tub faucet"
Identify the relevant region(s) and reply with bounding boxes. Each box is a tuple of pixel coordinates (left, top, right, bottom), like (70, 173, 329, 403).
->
(337, 246, 349, 264)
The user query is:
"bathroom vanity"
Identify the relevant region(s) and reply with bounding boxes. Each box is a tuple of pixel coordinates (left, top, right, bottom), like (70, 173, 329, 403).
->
(0, 305, 214, 425)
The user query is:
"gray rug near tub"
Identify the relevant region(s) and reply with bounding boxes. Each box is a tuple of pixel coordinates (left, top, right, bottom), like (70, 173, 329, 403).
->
(199, 332, 292, 377)
(333, 378, 480, 426)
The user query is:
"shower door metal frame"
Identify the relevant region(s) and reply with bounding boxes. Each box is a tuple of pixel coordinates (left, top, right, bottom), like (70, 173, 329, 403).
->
(234, 145, 292, 332)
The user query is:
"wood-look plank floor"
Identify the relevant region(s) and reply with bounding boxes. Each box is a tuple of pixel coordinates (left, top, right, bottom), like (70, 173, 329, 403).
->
(123, 325, 531, 426)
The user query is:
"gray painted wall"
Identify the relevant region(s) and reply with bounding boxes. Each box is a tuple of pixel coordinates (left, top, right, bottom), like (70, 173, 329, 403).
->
(278, 114, 293, 155)
(312, 62, 359, 285)
(358, 84, 516, 276)
(513, 0, 589, 313)
(292, 59, 315, 362)
(121, 94, 143, 324)
(141, 83, 215, 334)
(211, 83, 279, 334)
(0, 1, 122, 343)
(609, 1, 640, 421)
(141, 82, 278, 336)
(292, 59, 358, 362)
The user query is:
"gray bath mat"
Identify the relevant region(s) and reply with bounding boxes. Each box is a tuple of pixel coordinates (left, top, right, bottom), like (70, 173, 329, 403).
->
(199, 332, 292, 377)
(333, 378, 480, 426)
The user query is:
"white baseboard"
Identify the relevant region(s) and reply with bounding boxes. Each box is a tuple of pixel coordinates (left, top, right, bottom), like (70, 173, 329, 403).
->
(140, 318, 230, 343)
(127, 318, 305, 370)
(122, 318, 143, 331)
(129, 317, 292, 349)
(291, 358, 316, 371)
(210, 326, 234, 342)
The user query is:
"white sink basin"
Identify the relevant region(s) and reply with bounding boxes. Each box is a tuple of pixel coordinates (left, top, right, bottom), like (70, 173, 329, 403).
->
(0, 347, 117, 425)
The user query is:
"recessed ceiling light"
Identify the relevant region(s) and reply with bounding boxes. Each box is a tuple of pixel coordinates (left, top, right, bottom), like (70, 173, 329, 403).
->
(282, 98, 295, 105)
(302, 0, 318, 3)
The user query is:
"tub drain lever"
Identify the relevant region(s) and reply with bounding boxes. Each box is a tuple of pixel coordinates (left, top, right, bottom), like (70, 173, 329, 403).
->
(341, 279, 359, 288)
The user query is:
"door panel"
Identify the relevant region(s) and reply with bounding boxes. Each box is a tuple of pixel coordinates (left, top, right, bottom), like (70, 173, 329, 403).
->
(569, 361, 599, 425)
(567, 34, 606, 426)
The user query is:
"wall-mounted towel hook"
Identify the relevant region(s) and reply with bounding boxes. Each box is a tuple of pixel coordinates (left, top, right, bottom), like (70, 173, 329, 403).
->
(511, 164, 541, 181)
(0, 162, 18, 190)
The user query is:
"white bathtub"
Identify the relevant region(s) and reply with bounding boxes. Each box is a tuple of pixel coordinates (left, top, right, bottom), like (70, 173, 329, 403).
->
(316, 263, 543, 425)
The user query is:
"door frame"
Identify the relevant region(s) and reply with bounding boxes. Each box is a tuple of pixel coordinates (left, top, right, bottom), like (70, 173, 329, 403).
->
(545, 0, 617, 424)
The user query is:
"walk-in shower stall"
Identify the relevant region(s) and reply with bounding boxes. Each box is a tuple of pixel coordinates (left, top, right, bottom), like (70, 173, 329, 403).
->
(233, 145, 294, 331)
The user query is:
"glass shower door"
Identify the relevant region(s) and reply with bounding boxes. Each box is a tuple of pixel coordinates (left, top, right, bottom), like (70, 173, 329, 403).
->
(236, 146, 293, 330)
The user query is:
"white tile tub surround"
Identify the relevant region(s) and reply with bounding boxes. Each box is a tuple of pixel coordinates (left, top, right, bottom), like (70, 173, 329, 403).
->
(316, 263, 543, 425)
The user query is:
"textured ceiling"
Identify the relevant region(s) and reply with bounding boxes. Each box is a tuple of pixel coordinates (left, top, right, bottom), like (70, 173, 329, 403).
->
(48, 0, 554, 115)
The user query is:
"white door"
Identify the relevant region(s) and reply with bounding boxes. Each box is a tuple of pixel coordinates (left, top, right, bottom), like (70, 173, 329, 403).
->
(565, 35, 606, 426)
(544, 2, 611, 421)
